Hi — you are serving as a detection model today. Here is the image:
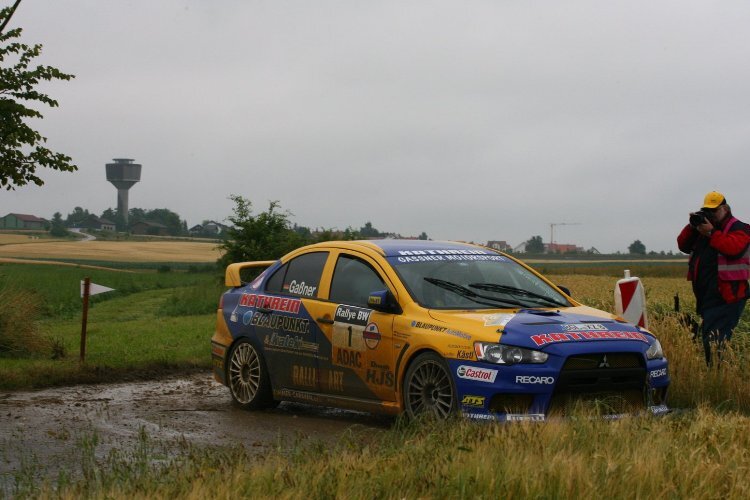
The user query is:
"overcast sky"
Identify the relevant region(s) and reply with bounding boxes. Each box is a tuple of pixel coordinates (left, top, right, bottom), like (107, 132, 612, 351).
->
(3, 0, 750, 253)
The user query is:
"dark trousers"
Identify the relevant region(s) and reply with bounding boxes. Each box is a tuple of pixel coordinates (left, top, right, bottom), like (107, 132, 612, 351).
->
(701, 299, 747, 365)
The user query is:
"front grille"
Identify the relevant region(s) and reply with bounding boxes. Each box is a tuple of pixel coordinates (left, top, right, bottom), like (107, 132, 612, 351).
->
(548, 352, 647, 416)
(564, 353, 642, 370)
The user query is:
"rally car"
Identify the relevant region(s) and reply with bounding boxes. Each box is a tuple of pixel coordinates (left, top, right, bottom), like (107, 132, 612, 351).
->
(211, 240, 669, 421)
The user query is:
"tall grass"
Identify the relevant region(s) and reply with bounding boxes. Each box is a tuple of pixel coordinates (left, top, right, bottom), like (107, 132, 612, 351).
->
(0, 285, 49, 356)
(17, 409, 750, 499)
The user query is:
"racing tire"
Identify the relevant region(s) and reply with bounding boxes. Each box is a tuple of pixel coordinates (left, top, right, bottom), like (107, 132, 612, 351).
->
(403, 352, 457, 419)
(227, 339, 276, 409)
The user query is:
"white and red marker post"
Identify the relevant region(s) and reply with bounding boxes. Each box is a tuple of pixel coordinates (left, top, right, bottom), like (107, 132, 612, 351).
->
(614, 270, 649, 329)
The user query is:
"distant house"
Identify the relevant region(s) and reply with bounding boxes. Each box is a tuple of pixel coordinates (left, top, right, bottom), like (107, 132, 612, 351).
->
(81, 215, 115, 232)
(131, 220, 169, 236)
(486, 240, 512, 252)
(0, 213, 48, 230)
(189, 220, 230, 236)
(546, 243, 584, 254)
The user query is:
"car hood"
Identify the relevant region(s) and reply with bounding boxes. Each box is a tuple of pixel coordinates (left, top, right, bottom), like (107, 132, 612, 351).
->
(427, 306, 654, 350)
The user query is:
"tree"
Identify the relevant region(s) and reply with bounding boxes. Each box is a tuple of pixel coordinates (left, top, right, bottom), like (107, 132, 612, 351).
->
(218, 195, 305, 268)
(525, 235, 545, 253)
(64, 206, 89, 227)
(49, 211, 67, 236)
(628, 240, 646, 255)
(0, 3, 77, 190)
(418, 232, 429, 240)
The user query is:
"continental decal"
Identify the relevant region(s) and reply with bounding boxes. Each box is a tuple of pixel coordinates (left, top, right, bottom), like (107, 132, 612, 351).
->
(411, 321, 471, 340)
(251, 312, 310, 334)
(530, 331, 650, 347)
(238, 293, 301, 313)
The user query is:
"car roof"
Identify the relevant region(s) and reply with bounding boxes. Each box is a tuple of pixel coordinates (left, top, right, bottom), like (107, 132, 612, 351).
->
(295, 239, 490, 258)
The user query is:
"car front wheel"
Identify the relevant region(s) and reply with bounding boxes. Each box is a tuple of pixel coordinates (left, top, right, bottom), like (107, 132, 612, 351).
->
(227, 339, 275, 409)
(403, 352, 457, 419)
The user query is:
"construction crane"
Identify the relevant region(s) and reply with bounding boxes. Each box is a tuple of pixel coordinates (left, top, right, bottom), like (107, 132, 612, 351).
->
(549, 222, 581, 251)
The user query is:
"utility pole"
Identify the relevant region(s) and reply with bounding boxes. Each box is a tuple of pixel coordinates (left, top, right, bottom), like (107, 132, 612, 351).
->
(549, 222, 581, 252)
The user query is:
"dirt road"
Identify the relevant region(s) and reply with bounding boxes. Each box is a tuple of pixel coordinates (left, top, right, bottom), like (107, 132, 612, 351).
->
(0, 372, 393, 489)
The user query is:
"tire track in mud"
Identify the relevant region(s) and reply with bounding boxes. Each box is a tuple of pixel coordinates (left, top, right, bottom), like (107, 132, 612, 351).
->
(0, 372, 393, 490)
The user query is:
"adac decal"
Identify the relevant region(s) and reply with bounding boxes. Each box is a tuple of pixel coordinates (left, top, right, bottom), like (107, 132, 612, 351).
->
(366, 361, 394, 387)
(411, 321, 471, 340)
(530, 330, 650, 347)
(461, 395, 485, 408)
(456, 365, 498, 383)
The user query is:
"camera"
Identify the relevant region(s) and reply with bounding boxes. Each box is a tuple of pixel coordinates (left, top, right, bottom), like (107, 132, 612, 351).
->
(689, 210, 708, 227)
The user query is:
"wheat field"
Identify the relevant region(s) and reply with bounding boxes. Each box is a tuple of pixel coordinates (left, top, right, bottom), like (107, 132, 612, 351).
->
(0, 240, 223, 262)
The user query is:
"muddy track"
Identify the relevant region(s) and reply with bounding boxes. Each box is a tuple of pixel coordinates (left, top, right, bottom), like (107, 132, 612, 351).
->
(0, 372, 394, 489)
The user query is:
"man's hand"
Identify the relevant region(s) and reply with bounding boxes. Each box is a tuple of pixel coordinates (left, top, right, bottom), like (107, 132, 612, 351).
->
(697, 220, 714, 237)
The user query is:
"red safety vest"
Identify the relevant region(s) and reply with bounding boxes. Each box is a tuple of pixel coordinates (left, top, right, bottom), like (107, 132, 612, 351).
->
(718, 217, 750, 281)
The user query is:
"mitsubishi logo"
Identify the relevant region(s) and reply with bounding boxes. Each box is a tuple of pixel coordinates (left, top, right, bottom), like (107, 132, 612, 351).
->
(598, 355, 610, 368)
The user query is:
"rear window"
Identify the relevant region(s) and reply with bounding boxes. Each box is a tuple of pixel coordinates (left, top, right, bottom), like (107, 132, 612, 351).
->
(266, 252, 328, 298)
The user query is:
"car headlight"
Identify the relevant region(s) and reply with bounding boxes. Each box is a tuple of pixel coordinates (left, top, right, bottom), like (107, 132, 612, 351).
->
(474, 342, 548, 365)
(646, 338, 664, 360)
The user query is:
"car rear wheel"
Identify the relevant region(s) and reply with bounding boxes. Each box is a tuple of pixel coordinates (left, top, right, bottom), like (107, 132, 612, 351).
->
(228, 339, 275, 409)
(403, 352, 457, 419)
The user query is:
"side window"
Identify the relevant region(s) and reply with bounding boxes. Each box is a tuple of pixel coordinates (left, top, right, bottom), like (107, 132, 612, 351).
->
(265, 263, 288, 293)
(275, 252, 328, 298)
(330, 255, 386, 307)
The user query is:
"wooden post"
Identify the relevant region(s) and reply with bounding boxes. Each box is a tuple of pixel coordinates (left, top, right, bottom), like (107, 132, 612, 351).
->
(80, 277, 90, 363)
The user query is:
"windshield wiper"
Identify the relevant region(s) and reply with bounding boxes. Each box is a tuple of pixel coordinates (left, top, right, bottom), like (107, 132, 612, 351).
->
(423, 277, 527, 308)
(468, 282, 568, 308)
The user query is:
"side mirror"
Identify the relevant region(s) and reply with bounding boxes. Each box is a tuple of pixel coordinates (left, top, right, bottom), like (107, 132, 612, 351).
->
(557, 285, 572, 297)
(368, 290, 402, 314)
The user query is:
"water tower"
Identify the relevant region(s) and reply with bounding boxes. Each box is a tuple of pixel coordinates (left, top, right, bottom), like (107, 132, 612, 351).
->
(105, 158, 141, 224)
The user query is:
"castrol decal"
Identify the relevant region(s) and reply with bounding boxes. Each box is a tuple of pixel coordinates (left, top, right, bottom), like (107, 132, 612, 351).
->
(456, 365, 498, 383)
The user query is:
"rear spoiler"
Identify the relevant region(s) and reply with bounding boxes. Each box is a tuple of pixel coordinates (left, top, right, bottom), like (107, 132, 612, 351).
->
(225, 260, 276, 287)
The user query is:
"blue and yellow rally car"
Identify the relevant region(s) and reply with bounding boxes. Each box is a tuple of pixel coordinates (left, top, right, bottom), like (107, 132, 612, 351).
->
(212, 240, 669, 421)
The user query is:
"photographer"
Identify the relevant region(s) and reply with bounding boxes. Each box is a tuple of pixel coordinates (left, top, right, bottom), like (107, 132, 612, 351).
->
(677, 191, 750, 366)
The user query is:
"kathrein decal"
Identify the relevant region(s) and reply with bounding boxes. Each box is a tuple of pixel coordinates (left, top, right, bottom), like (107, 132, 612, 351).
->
(530, 330, 650, 347)
(456, 365, 498, 383)
(239, 293, 301, 313)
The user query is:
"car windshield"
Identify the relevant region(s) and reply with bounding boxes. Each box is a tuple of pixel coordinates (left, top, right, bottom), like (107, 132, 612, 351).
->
(388, 253, 571, 310)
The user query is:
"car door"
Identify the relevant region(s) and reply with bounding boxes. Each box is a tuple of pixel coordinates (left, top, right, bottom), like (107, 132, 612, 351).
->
(313, 251, 398, 401)
(259, 250, 329, 393)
